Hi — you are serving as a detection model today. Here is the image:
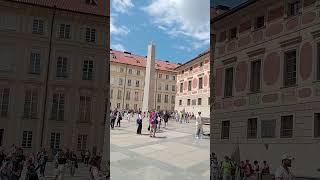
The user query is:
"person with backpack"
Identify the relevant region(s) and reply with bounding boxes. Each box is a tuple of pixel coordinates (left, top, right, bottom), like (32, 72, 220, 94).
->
(36, 148, 48, 177)
(136, 111, 143, 135)
(54, 150, 67, 180)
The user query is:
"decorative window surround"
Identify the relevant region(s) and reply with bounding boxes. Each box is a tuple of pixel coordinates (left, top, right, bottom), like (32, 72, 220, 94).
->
(247, 48, 266, 57)
(222, 57, 237, 65)
(279, 36, 302, 48)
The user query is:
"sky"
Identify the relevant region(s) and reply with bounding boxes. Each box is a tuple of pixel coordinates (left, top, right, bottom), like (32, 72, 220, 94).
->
(110, 0, 210, 64)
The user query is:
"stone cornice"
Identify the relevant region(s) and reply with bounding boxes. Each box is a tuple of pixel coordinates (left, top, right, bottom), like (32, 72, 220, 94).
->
(222, 57, 237, 65)
(311, 29, 320, 39)
(279, 36, 302, 48)
(246, 48, 266, 57)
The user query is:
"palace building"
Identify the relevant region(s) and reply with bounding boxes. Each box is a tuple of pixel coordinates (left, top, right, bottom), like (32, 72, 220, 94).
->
(211, 0, 320, 177)
(0, 0, 109, 155)
(175, 50, 210, 118)
(110, 49, 178, 112)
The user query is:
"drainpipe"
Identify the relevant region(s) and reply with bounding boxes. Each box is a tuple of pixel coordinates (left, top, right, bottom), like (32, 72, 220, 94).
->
(122, 65, 128, 109)
(40, 5, 56, 149)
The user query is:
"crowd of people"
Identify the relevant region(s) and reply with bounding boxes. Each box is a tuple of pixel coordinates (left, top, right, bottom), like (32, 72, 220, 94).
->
(210, 153, 294, 180)
(0, 145, 109, 180)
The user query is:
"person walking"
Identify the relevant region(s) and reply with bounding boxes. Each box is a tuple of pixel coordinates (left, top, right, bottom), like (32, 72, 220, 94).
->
(211, 154, 220, 180)
(221, 156, 232, 180)
(89, 157, 100, 180)
(195, 112, 203, 139)
(0, 158, 11, 180)
(69, 151, 78, 177)
(36, 148, 48, 177)
(149, 111, 157, 137)
(110, 110, 116, 129)
(136, 111, 143, 135)
(163, 111, 169, 128)
(25, 156, 39, 180)
(244, 160, 253, 180)
(261, 160, 270, 180)
(253, 160, 260, 180)
(84, 150, 91, 167)
(275, 154, 294, 180)
(116, 111, 122, 127)
(54, 150, 67, 180)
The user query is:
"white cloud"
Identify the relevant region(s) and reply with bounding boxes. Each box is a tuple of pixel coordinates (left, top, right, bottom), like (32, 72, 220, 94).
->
(112, 0, 134, 13)
(110, 16, 130, 36)
(111, 43, 126, 51)
(143, 0, 209, 49)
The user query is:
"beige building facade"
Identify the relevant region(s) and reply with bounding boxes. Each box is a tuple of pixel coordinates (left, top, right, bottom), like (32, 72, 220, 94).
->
(175, 50, 210, 118)
(212, 0, 320, 177)
(0, 0, 109, 155)
(110, 49, 178, 112)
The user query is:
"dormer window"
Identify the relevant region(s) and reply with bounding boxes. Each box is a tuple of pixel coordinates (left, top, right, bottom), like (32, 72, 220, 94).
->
(254, 16, 265, 30)
(287, 0, 301, 17)
(85, 0, 97, 5)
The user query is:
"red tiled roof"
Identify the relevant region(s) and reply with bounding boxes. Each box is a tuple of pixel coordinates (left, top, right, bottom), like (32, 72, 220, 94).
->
(110, 50, 179, 72)
(9, 0, 107, 16)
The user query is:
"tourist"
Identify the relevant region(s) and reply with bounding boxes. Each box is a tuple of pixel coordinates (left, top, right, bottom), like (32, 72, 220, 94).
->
(11, 148, 25, 180)
(221, 156, 232, 180)
(25, 163, 39, 180)
(195, 112, 203, 139)
(116, 110, 122, 127)
(261, 160, 270, 180)
(211, 153, 220, 180)
(89, 157, 99, 180)
(136, 111, 143, 134)
(253, 160, 260, 180)
(69, 151, 78, 177)
(149, 111, 157, 137)
(36, 148, 48, 177)
(0, 149, 5, 167)
(163, 111, 169, 128)
(110, 110, 116, 129)
(157, 113, 161, 131)
(275, 154, 294, 180)
(54, 150, 67, 180)
(0, 158, 11, 180)
(244, 160, 253, 180)
(84, 150, 91, 166)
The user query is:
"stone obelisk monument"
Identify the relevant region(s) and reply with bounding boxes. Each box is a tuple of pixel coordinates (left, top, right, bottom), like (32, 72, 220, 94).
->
(142, 42, 156, 113)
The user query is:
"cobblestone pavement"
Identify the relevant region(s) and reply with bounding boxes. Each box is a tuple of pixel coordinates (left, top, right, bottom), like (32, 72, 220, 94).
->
(111, 117, 210, 180)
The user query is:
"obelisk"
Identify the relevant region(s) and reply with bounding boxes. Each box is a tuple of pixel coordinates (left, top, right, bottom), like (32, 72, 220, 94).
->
(142, 42, 156, 113)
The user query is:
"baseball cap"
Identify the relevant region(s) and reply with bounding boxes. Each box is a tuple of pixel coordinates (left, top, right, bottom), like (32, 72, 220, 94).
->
(281, 154, 294, 160)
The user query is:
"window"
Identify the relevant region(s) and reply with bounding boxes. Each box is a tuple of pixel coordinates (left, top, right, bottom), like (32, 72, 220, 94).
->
(85, 0, 97, 5)
(137, 70, 140, 76)
(134, 104, 137, 110)
(165, 84, 169, 91)
(250, 60, 261, 92)
(32, 19, 44, 34)
(171, 96, 175, 104)
(314, 113, 320, 137)
(192, 99, 196, 105)
(128, 69, 132, 74)
(182, 70, 184, 74)
(198, 98, 202, 105)
(0, 129, 3, 146)
(190, 67, 193, 71)
(50, 132, 61, 149)
(85, 28, 96, 42)
(172, 76, 176, 80)
(224, 67, 233, 97)
(51, 93, 65, 121)
(125, 104, 129, 109)
(157, 106, 160, 110)
(254, 16, 265, 29)
(117, 90, 122, 99)
(261, 120, 276, 138)
(284, 50, 297, 86)
(136, 80, 140, 87)
(200, 62, 204, 67)
(59, 24, 71, 39)
(199, 77, 203, 89)
(79, 96, 92, 122)
(157, 94, 161, 103)
(172, 85, 175, 91)
(126, 91, 130, 100)
(287, 0, 301, 17)
(179, 100, 182, 105)
(229, 27, 237, 40)
(22, 131, 32, 148)
(180, 83, 183, 93)
(159, 74, 162, 78)
(187, 99, 191, 106)
(221, 121, 230, 139)
(164, 95, 168, 103)
(188, 81, 192, 91)
(56, 57, 68, 78)
(166, 75, 169, 79)
(30, 52, 40, 75)
(120, 68, 124, 73)
(119, 78, 123, 86)
(116, 103, 120, 108)
(247, 118, 257, 139)
(77, 134, 88, 151)
(134, 92, 138, 101)
(158, 84, 161, 90)
(23, 89, 38, 119)
(127, 79, 132, 86)
(317, 42, 320, 80)
(0, 88, 10, 117)
(281, 115, 293, 138)
(82, 60, 94, 80)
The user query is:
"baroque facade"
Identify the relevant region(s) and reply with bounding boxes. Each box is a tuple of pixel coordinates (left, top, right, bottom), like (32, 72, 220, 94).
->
(175, 50, 210, 118)
(0, 0, 109, 155)
(211, 0, 320, 177)
(110, 49, 178, 112)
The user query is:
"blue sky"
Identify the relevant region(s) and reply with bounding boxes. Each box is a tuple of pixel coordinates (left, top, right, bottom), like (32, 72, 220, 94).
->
(110, 0, 209, 64)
